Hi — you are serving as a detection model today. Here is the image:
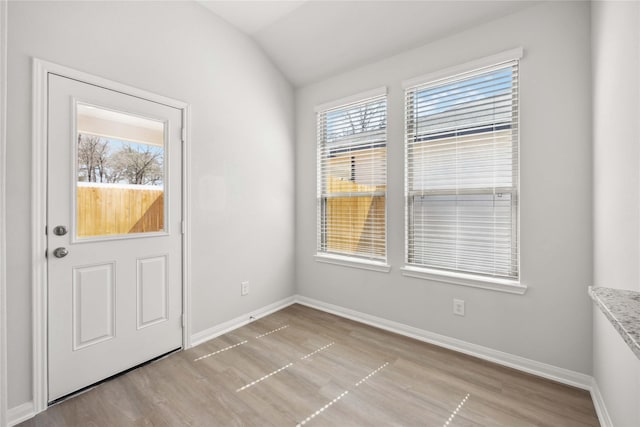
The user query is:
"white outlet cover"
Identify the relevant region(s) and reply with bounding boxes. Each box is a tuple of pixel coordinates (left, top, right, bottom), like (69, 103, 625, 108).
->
(453, 299, 465, 316)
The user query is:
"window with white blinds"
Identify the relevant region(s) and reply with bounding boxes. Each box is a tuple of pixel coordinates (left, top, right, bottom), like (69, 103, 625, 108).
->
(317, 90, 387, 261)
(404, 56, 520, 280)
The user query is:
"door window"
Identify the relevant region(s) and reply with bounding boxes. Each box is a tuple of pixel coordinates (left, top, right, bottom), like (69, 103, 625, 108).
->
(75, 103, 166, 239)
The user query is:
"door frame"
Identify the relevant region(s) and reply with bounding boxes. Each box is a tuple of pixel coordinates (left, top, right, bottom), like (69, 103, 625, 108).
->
(0, 1, 8, 425)
(32, 58, 192, 414)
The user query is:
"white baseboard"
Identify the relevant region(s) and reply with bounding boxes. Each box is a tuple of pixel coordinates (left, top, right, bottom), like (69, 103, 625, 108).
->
(7, 401, 34, 427)
(190, 296, 296, 347)
(294, 295, 593, 390)
(590, 378, 613, 427)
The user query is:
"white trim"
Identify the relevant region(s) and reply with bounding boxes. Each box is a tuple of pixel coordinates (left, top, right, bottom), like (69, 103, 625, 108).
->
(314, 86, 387, 112)
(32, 57, 48, 415)
(590, 378, 613, 427)
(7, 402, 35, 427)
(182, 105, 192, 349)
(401, 266, 527, 295)
(294, 295, 592, 390)
(402, 47, 523, 89)
(32, 58, 191, 413)
(0, 1, 8, 426)
(190, 296, 296, 347)
(314, 254, 391, 273)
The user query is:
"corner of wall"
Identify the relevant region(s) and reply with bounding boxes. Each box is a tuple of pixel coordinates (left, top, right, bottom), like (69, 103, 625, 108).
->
(590, 377, 614, 427)
(190, 296, 296, 347)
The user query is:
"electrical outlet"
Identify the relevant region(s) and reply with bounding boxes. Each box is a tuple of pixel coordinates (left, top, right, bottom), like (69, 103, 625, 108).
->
(453, 299, 465, 316)
(241, 281, 249, 296)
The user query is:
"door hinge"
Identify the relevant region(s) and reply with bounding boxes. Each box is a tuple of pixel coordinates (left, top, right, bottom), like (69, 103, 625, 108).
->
(181, 127, 186, 143)
(181, 221, 185, 235)
(45, 225, 48, 235)
(181, 314, 186, 328)
(45, 249, 48, 259)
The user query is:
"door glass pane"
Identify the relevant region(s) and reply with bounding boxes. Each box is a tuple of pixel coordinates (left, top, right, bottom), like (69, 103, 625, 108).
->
(76, 103, 166, 239)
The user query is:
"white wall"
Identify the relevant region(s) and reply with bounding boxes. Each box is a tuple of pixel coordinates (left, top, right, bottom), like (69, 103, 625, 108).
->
(296, 1, 593, 374)
(593, 2, 640, 291)
(6, 1, 295, 408)
(592, 1, 640, 425)
(0, 1, 8, 425)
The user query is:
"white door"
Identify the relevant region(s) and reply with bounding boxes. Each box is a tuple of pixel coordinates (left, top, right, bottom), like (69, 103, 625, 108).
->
(47, 74, 183, 402)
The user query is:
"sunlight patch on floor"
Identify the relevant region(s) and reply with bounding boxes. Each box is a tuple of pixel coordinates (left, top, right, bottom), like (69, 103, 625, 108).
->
(443, 393, 470, 427)
(236, 363, 294, 392)
(194, 340, 248, 362)
(255, 325, 289, 338)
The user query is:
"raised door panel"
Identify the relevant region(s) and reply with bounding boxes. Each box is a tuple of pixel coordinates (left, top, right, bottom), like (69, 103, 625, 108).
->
(72, 263, 115, 350)
(137, 255, 168, 329)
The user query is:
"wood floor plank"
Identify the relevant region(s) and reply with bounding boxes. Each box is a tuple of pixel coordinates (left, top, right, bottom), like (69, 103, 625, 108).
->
(21, 304, 599, 426)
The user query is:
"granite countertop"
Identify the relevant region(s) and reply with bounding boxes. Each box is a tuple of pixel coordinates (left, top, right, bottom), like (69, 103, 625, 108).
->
(589, 286, 640, 360)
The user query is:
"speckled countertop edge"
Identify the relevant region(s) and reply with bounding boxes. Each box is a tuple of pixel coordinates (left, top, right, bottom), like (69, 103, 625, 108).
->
(589, 286, 640, 360)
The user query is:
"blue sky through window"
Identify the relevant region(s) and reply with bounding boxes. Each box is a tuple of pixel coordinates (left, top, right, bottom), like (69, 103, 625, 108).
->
(106, 138, 163, 157)
(415, 68, 513, 118)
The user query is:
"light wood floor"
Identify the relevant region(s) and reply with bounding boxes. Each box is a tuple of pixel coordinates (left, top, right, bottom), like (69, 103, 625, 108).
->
(22, 304, 599, 426)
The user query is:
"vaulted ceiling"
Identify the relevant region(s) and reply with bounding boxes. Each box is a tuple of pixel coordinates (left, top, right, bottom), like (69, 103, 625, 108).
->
(198, 1, 538, 87)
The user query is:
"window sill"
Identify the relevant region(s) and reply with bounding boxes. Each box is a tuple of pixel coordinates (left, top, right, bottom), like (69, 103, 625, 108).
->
(401, 266, 527, 295)
(315, 254, 391, 273)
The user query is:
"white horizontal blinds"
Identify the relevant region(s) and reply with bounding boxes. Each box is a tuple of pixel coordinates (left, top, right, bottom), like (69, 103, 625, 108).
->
(405, 60, 519, 279)
(317, 93, 387, 260)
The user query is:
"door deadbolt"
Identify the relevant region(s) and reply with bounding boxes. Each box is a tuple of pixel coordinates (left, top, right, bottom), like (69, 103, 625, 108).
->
(53, 247, 69, 258)
(53, 225, 68, 236)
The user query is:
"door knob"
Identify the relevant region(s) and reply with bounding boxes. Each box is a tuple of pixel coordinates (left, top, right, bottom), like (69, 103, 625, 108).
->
(53, 247, 69, 258)
(53, 225, 68, 236)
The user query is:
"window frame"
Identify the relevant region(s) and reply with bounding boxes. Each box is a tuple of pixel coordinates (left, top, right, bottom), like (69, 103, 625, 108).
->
(402, 49, 525, 293)
(315, 87, 390, 272)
